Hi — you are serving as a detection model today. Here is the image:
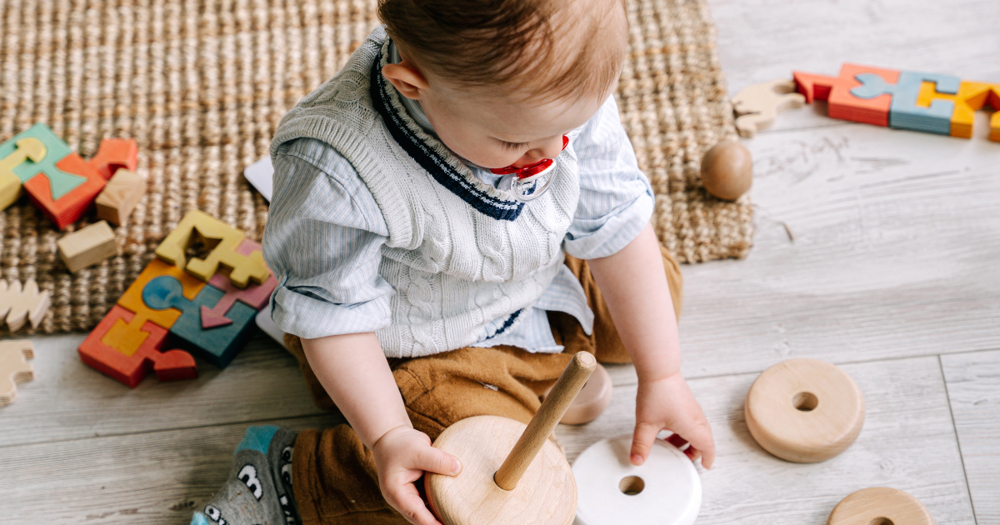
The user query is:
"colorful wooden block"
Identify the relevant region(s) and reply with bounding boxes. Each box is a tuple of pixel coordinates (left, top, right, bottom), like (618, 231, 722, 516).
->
(78, 304, 197, 388)
(143, 275, 257, 368)
(852, 70, 960, 135)
(917, 81, 1000, 140)
(57, 220, 118, 273)
(0, 340, 34, 406)
(0, 123, 84, 200)
(731, 79, 805, 137)
(23, 152, 106, 230)
(201, 239, 277, 328)
(795, 64, 901, 127)
(0, 278, 50, 332)
(95, 169, 146, 225)
(155, 209, 270, 289)
(87, 138, 138, 180)
(117, 259, 206, 331)
(0, 137, 46, 210)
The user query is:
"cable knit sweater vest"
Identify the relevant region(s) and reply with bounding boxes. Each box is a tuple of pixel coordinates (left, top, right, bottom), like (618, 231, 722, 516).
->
(270, 28, 580, 358)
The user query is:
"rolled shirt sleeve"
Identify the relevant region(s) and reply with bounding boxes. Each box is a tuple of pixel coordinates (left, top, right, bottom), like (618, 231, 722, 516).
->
(262, 138, 394, 340)
(563, 95, 654, 260)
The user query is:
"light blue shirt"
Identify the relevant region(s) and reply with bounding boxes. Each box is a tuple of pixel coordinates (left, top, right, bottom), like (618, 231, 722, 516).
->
(267, 89, 654, 353)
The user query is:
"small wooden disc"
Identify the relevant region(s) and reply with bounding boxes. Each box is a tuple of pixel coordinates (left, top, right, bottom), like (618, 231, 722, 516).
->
(827, 487, 934, 525)
(745, 359, 864, 463)
(426, 416, 576, 525)
(542, 362, 613, 425)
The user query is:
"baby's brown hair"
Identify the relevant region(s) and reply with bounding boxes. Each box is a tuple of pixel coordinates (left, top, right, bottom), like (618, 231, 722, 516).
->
(377, 0, 628, 103)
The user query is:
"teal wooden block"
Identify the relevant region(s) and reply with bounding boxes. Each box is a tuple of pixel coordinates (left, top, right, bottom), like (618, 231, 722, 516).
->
(852, 71, 960, 135)
(142, 275, 256, 368)
(0, 123, 85, 199)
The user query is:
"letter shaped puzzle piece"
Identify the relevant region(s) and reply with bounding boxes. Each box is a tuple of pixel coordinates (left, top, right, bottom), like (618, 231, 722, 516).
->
(0, 138, 46, 210)
(851, 71, 961, 135)
(794, 64, 901, 127)
(731, 79, 806, 137)
(143, 275, 257, 368)
(87, 138, 138, 180)
(201, 239, 277, 328)
(917, 81, 1000, 141)
(0, 340, 34, 406)
(0, 278, 51, 332)
(0, 123, 86, 201)
(23, 152, 107, 230)
(78, 305, 197, 388)
(155, 209, 270, 289)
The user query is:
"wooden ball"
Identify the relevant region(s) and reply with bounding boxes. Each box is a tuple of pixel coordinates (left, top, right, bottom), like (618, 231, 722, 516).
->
(542, 362, 612, 425)
(745, 359, 865, 463)
(700, 140, 753, 200)
(425, 415, 576, 525)
(827, 487, 933, 525)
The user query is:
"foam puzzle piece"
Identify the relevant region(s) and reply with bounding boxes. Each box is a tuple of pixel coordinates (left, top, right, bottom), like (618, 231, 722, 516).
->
(731, 79, 806, 137)
(0, 123, 84, 200)
(795, 64, 901, 126)
(917, 81, 1000, 140)
(0, 278, 51, 332)
(143, 275, 256, 368)
(0, 340, 34, 406)
(23, 152, 107, 229)
(201, 239, 276, 328)
(155, 209, 269, 289)
(87, 138, 138, 180)
(95, 169, 146, 225)
(117, 259, 206, 331)
(78, 304, 197, 388)
(852, 71, 961, 135)
(0, 137, 47, 210)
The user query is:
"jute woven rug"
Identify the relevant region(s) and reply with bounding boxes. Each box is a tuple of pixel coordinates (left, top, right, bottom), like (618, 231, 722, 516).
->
(0, 0, 752, 334)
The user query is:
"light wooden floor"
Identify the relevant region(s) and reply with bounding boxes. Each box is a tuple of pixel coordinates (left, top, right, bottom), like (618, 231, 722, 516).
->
(2, 0, 998, 523)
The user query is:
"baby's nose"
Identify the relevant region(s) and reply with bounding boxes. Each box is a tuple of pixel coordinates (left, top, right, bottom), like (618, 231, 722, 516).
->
(527, 136, 567, 160)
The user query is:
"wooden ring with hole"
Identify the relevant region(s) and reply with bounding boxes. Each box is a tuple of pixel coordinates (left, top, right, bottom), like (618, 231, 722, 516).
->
(542, 362, 612, 425)
(827, 487, 934, 525)
(745, 359, 865, 463)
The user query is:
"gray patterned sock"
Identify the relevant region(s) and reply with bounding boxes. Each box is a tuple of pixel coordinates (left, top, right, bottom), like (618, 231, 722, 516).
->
(190, 426, 300, 525)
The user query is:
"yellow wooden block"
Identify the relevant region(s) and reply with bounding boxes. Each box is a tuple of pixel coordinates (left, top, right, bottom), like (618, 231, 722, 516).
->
(154, 209, 269, 288)
(117, 259, 206, 331)
(917, 80, 1000, 139)
(0, 138, 46, 210)
(101, 317, 150, 357)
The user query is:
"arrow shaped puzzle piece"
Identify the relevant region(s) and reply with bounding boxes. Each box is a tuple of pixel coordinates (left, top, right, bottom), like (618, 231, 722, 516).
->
(0, 339, 34, 406)
(200, 239, 277, 328)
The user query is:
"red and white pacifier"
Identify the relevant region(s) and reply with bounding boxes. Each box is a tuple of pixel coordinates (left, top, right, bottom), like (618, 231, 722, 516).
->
(491, 135, 569, 202)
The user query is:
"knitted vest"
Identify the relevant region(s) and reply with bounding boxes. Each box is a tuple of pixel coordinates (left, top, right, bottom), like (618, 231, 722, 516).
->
(270, 27, 580, 357)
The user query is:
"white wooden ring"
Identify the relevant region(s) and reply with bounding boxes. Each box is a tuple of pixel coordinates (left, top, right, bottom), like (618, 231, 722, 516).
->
(572, 434, 701, 525)
(745, 359, 865, 463)
(827, 487, 933, 525)
(542, 362, 612, 425)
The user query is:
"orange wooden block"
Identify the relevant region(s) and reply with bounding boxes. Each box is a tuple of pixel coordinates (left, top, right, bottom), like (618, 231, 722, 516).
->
(23, 153, 106, 230)
(117, 259, 206, 331)
(917, 80, 1000, 140)
(78, 304, 197, 388)
(795, 64, 901, 127)
(87, 138, 138, 180)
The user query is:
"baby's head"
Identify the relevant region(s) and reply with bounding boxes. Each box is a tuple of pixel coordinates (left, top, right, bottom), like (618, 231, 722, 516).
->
(378, 0, 628, 170)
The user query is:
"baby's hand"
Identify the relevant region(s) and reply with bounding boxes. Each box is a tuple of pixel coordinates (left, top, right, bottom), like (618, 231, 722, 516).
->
(631, 373, 716, 469)
(372, 426, 462, 525)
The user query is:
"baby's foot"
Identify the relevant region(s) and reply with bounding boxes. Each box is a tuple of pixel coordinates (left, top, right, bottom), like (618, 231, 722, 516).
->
(191, 426, 299, 525)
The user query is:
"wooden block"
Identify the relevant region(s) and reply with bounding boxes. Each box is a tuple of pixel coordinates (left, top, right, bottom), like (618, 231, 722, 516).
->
(0, 340, 34, 407)
(78, 305, 197, 388)
(0, 137, 46, 210)
(827, 487, 933, 525)
(201, 239, 276, 328)
(744, 359, 865, 463)
(0, 278, 51, 332)
(23, 153, 106, 230)
(95, 169, 145, 225)
(155, 209, 269, 288)
(0, 123, 86, 200)
(887, 72, 961, 135)
(142, 275, 256, 368)
(917, 80, 1000, 139)
(573, 434, 701, 525)
(87, 138, 138, 180)
(795, 64, 901, 127)
(57, 220, 117, 273)
(731, 79, 805, 137)
(117, 259, 206, 331)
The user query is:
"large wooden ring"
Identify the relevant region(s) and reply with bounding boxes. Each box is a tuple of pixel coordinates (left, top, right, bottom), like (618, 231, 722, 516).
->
(542, 362, 612, 425)
(572, 434, 701, 525)
(745, 359, 864, 463)
(827, 487, 933, 525)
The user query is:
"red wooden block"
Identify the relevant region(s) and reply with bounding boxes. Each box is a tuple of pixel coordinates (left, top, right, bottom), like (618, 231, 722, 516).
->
(794, 64, 901, 127)
(23, 153, 106, 229)
(88, 138, 138, 180)
(78, 304, 197, 388)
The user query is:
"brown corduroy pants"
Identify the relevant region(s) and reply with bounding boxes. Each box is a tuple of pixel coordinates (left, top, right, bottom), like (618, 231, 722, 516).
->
(283, 247, 683, 525)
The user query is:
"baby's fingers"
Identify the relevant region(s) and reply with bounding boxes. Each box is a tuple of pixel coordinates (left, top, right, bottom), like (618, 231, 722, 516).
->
(681, 423, 716, 469)
(389, 483, 443, 525)
(630, 422, 661, 466)
(415, 446, 463, 477)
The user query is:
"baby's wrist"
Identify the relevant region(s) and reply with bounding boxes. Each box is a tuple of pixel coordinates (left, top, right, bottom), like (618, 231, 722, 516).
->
(370, 422, 415, 452)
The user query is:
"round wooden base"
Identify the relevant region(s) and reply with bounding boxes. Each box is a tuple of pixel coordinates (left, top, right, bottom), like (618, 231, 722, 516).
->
(827, 487, 934, 525)
(572, 434, 701, 525)
(425, 416, 576, 525)
(745, 359, 865, 463)
(542, 362, 613, 425)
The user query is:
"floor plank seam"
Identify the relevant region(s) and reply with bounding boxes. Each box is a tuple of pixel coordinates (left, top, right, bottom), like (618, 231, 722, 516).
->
(938, 354, 980, 525)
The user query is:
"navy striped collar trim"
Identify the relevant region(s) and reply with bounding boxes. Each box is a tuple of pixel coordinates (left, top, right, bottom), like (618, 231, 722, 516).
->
(369, 41, 525, 221)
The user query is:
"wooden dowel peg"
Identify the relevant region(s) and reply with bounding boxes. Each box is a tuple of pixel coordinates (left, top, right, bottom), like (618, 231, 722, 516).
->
(494, 351, 596, 491)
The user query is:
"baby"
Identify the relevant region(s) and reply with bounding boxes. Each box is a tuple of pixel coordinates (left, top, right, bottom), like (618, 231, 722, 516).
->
(192, 0, 715, 524)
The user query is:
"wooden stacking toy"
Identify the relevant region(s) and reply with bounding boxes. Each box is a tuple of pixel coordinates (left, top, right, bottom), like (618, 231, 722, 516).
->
(541, 361, 612, 425)
(745, 359, 865, 463)
(425, 352, 596, 525)
(700, 140, 753, 201)
(573, 434, 702, 525)
(827, 487, 934, 525)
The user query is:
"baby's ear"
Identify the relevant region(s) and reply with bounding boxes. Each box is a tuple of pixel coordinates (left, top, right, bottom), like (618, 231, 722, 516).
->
(381, 63, 429, 100)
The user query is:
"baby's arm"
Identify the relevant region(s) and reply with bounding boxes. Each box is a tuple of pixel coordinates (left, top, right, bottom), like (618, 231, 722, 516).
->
(301, 332, 461, 525)
(588, 223, 717, 469)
